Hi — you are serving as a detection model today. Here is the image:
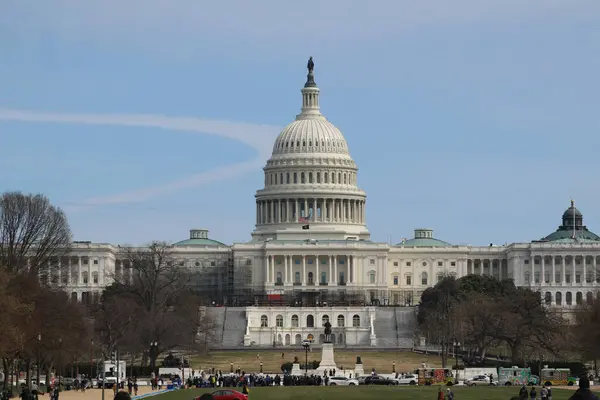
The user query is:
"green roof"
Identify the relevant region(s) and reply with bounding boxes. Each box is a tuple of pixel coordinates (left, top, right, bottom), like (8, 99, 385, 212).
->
(538, 229, 600, 243)
(396, 237, 451, 247)
(173, 238, 227, 247)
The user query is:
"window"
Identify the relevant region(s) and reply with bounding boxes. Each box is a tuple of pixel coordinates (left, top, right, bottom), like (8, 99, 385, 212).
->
(422, 262, 427, 266)
(393, 275, 398, 285)
(524, 260, 530, 265)
(92, 272, 98, 284)
(406, 262, 411, 266)
(555, 292, 562, 305)
(322, 315, 329, 326)
(93, 259, 98, 265)
(291, 315, 299, 328)
(421, 272, 428, 285)
(260, 315, 268, 327)
(246, 259, 252, 266)
(294, 173, 297, 183)
(438, 261, 442, 266)
(393, 261, 398, 266)
(308, 272, 314, 284)
(295, 272, 300, 283)
(352, 315, 360, 327)
(320, 272, 326, 284)
(83, 258, 88, 265)
(276, 315, 283, 327)
(211, 261, 216, 267)
(368, 271, 376, 284)
(406, 275, 412, 285)
(306, 315, 314, 328)
(566, 274, 571, 284)
(276, 272, 282, 284)
(309, 172, 313, 183)
(337, 315, 345, 327)
(82, 272, 89, 284)
(370, 259, 375, 265)
(301, 172, 305, 183)
(575, 274, 581, 284)
(524, 271, 531, 284)
(451, 262, 456, 266)
(544, 292, 552, 305)
(576, 292, 583, 305)
(555, 272, 561, 283)
(437, 273, 444, 283)
(566, 292, 572, 305)
(534, 272, 540, 283)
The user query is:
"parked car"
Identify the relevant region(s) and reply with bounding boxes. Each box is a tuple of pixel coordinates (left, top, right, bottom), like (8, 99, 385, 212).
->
(195, 390, 248, 400)
(395, 374, 418, 385)
(328, 376, 358, 386)
(364, 376, 397, 385)
(466, 375, 496, 386)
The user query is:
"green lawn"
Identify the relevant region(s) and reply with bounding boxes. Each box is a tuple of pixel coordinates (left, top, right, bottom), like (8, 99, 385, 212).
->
(155, 386, 595, 400)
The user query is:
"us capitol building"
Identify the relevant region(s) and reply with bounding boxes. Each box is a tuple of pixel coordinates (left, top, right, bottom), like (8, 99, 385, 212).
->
(59, 59, 600, 348)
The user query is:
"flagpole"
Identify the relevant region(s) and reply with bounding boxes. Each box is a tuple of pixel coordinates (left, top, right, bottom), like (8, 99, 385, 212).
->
(572, 199, 576, 240)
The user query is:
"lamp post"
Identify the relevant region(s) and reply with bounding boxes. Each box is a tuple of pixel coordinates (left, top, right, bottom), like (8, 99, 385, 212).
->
(36, 334, 41, 388)
(149, 342, 158, 376)
(453, 341, 461, 383)
(302, 342, 310, 376)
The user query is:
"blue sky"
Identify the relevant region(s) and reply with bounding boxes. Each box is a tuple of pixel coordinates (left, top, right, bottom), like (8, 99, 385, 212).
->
(1, 0, 599, 246)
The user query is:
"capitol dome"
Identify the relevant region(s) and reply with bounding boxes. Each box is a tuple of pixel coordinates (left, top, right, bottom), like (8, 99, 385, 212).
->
(252, 57, 369, 241)
(272, 118, 350, 157)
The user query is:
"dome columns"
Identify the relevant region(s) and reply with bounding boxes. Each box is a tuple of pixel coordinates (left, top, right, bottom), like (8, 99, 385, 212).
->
(255, 197, 366, 226)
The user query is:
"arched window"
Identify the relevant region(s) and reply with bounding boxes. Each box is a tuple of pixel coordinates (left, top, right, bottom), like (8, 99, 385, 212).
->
(544, 292, 552, 305)
(421, 272, 428, 285)
(344, 173, 347, 184)
(276, 314, 283, 327)
(301, 172, 305, 183)
(291, 315, 299, 328)
(260, 315, 268, 327)
(338, 173, 341, 184)
(368, 270, 376, 284)
(286, 173, 290, 184)
(317, 172, 321, 183)
(295, 334, 302, 345)
(324, 173, 328, 183)
(280, 173, 283, 184)
(309, 172, 313, 183)
(322, 315, 329, 326)
(337, 315, 345, 327)
(352, 314, 360, 327)
(295, 271, 300, 284)
(555, 292, 562, 305)
(293, 173, 297, 184)
(576, 292, 583, 305)
(276, 271, 282, 284)
(566, 292, 572, 305)
(306, 314, 314, 328)
(308, 272, 314, 284)
(332, 173, 336, 184)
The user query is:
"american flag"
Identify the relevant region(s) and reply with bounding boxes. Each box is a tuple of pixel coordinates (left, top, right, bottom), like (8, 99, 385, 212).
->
(299, 217, 309, 223)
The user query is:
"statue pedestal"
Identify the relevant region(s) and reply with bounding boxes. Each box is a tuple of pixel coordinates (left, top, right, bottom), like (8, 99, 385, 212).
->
(370, 334, 377, 347)
(291, 363, 301, 376)
(317, 343, 337, 373)
(354, 363, 364, 378)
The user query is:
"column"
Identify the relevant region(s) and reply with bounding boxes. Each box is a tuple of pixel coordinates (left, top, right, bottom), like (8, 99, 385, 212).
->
(315, 255, 319, 283)
(256, 202, 259, 225)
(530, 257, 534, 283)
(572, 256, 576, 285)
(551, 256, 556, 284)
(562, 257, 566, 284)
(480, 260, 484, 276)
(78, 256, 83, 285)
(284, 255, 288, 284)
(348, 255, 352, 283)
(67, 257, 72, 286)
(333, 255, 338, 284)
(329, 256, 333, 283)
(266, 255, 270, 283)
(295, 199, 299, 222)
(302, 255, 306, 285)
(57, 259, 62, 286)
(271, 255, 275, 284)
(270, 201, 274, 223)
(312, 199, 317, 222)
(594, 256, 597, 285)
(304, 199, 308, 219)
(541, 256, 545, 285)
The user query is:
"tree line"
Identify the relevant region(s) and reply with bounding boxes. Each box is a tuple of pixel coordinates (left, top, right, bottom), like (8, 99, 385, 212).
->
(0, 191, 215, 389)
(417, 273, 600, 369)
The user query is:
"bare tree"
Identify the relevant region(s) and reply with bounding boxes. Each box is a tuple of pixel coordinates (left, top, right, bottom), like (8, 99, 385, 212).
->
(573, 294, 600, 368)
(0, 192, 72, 275)
(107, 242, 209, 369)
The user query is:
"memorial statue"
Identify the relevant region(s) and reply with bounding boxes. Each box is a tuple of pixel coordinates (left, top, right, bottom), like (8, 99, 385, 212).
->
(356, 356, 362, 364)
(293, 356, 299, 364)
(323, 320, 332, 343)
(307, 56, 314, 73)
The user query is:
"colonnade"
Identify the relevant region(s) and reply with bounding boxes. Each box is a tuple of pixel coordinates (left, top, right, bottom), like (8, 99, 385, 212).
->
(265, 254, 358, 286)
(256, 197, 365, 225)
(39, 256, 106, 288)
(526, 255, 599, 285)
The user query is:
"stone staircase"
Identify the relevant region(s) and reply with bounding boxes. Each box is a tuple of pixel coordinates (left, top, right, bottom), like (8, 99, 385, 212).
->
(373, 308, 398, 347)
(395, 307, 417, 349)
(221, 307, 247, 348)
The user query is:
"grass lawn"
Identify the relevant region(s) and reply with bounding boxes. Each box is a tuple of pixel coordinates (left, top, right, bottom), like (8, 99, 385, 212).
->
(191, 350, 441, 374)
(155, 386, 595, 400)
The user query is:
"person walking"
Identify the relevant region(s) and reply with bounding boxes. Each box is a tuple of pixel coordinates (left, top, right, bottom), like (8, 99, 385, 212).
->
(568, 376, 599, 400)
(446, 387, 454, 400)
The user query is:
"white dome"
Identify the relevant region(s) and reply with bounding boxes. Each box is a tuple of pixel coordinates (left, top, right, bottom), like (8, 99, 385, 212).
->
(272, 118, 350, 156)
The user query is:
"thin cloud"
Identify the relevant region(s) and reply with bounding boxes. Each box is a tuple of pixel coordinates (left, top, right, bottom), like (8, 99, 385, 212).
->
(0, 108, 280, 206)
